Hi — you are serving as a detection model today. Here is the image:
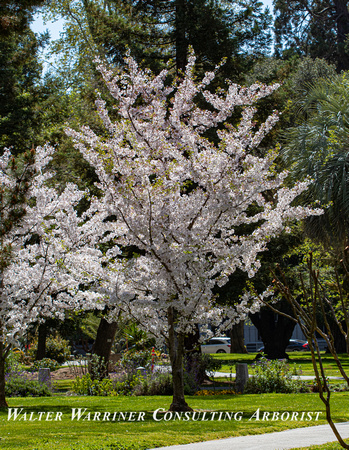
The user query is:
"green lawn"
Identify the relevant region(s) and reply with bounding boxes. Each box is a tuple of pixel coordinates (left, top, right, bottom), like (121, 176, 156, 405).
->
(213, 352, 349, 378)
(1, 393, 349, 449)
(292, 440, 349, 449)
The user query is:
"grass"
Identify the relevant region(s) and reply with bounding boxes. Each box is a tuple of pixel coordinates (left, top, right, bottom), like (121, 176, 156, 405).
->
(1, 392, 349, 449)
(213, 352, 349, 378)
(292, 441, 349, 449)
(52, 380, 74, 393)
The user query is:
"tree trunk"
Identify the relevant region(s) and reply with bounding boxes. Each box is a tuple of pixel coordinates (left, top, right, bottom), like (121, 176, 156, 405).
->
(91, 318, 118, 379)
(250, 301, 296, 359)
(334, 0, 349, 71)
(168, 307, 192, 411)
(35, 323, 47, 360)
(175, 0, 188, 73)
(0, 336, 8, 408)
(329, 320, 347, 353)
(229, 320, 247, 353)
(184, 325, 205, 383)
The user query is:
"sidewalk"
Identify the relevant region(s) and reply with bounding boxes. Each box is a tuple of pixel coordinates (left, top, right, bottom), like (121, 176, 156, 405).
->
(151, 422, 349, 449)
(154, 366, 345, 381)
(212, 371, 345, 381)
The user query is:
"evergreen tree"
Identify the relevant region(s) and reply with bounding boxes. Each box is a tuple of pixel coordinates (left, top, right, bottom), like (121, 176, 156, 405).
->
(273, 0, 349, 71)
(0, 0, 45, 36)
(0, 1, 47, 154)
(83, 0, 272, 77)
(281, 73, 349, 249)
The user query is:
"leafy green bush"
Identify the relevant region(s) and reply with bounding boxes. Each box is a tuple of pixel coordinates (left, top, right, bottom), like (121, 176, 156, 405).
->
(5, 349, 21, 374)
(245, 358, 309, 394)
(112, 374, 142, 395)
(5, 350, 53, 397)
(32, 358, 61, 372)
(133, 372, 173, 396)
(29, 335, 71, 363)
(118, 350, 152, 374)
(72, 373, 116, 396)
(72, 367, 173, 396)
(5, 376, 52, 397)
(72, 372, 143, 396)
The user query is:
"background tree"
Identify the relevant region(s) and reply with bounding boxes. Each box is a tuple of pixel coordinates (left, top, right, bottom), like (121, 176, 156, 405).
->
(281, 73, 349, 249)
(244, 56, 337, 150)
(263, 254, 349, 449)
(46, 0, 272, 80)
(83, 0, 272, 76)
(216, 227, 307, 358)
(273, 0, 349, 71)
(0, 1, 48, 154)
(1, 1, 45, 35)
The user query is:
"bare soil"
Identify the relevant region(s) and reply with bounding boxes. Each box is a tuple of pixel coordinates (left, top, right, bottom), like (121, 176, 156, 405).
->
(50, 367, 79, 380)
(25, 366, 85, 381)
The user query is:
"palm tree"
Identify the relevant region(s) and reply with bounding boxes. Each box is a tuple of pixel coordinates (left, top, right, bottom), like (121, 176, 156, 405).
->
(281, 73, 349, 248)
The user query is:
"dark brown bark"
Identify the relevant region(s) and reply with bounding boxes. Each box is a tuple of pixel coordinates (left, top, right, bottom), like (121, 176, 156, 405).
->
(334, 0, 349, 71)
(168, 307, 192, 411)
(329, 320, 347, 353)
(91, 318, 118, 379)
(184, 325, 207, 384)
(229, 321, 247, 353)
(0, 338, 8, 408)
(250, 303, 296, 359)
(175, 0, 187, 74)
(35, 323, 47, 360)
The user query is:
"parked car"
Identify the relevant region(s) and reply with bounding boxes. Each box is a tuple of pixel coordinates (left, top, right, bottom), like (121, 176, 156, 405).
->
(258, 339, 308, 353)
(72, 339, 93, 356)
(201, 337, 231, 354)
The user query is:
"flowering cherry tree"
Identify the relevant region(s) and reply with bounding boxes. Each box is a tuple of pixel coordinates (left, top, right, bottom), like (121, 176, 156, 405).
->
(67, 54, 321, 411)
(0, 146, 110, 407)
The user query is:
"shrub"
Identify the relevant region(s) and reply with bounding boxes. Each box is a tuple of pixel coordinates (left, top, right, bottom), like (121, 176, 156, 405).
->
(5, 349, 21, 374)
(72, 372, 144, 396)
(245, 358, 309, 394)
(72, 373, 116, 396)
(118, 349, 153, 374)
(29, 335, 71, 363)
(5, 376, 52, 397)
(133, 372, 173, 396)
(32, 358, 61, 372)
(5, 359, 52, 397)
(184, 353, 223, 394)
(112, 373, 142, 395)
(72, 367, 173, 396)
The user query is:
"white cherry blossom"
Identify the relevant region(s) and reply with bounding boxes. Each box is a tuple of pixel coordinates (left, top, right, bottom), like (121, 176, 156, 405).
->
(67, 53, 322, 411)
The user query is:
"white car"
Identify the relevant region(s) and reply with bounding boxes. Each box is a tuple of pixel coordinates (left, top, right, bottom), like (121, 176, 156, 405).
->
(201, 337, 231, 354)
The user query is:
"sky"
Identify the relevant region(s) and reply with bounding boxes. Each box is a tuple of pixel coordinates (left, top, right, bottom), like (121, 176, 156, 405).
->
(32, 14, 64, 40)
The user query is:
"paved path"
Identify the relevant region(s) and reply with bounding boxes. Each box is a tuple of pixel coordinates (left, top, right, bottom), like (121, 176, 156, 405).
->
(154, 367, 345, 381)
(212, 371, 344, 381)
(151, 422, 349, 449)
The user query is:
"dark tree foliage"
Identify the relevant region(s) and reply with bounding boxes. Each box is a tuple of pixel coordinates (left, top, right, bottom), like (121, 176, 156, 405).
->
(273, 0, 349, 71)
(215, 228, 306, 358)
(0, 30, 47, 154)
(0, 0, 45, 36)
(83, 0, 272, 78)
(0, 1, 47, 154)
(280, 74, 349, 249)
